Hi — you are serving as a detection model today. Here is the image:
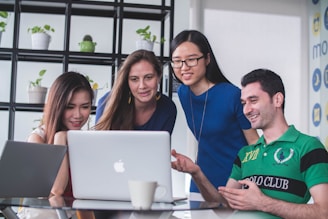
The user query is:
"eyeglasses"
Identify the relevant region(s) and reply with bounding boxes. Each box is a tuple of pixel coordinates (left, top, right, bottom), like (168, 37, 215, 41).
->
(171, 56, 204, 69)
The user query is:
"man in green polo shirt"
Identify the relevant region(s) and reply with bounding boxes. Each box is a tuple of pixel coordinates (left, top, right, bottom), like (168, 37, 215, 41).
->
(171, 69, 328, 218)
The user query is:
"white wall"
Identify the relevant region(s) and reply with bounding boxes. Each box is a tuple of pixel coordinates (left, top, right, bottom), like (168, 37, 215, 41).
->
(170, 0, 192, 197)
(193, 0, 309, 133)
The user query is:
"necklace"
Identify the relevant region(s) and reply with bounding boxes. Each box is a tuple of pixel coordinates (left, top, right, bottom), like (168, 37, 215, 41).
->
(190, 88, 208, 146)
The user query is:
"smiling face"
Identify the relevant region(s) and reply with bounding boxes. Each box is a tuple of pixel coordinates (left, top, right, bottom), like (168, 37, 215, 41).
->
(241, 82, 277, 130)
(171, 41, 209, 90)
(62, 90, 91, 130)
(128, 60, 160, 106)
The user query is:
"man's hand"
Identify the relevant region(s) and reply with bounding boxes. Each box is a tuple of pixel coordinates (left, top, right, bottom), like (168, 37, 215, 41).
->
(218, 179, 266, 211)
(171, 149, 200, 175)
(171, 149, 225, 203)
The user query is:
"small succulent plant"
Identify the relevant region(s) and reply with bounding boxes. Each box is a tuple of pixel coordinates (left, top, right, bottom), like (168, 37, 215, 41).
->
(79, 34, 96, 52)
(83, 34, 93, 41)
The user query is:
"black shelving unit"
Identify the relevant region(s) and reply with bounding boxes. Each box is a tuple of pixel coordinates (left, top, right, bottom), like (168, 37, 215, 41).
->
(0, 0, 174, 140)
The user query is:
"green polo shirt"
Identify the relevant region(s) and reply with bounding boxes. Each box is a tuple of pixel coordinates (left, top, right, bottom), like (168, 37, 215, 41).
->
(230, 125, 328, 204)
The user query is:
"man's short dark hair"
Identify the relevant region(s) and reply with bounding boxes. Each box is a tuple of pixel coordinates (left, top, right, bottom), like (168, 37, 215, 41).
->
(241, 69, 285, 111)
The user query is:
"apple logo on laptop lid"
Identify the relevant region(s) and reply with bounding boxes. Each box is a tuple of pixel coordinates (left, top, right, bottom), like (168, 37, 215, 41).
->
(114, 159, 125, 173)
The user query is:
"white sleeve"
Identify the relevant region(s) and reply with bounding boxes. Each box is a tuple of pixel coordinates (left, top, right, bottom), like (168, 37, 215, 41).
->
(30, 126, 46, 141)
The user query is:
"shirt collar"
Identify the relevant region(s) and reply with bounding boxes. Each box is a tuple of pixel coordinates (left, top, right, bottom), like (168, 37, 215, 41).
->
(254, 125, 299, 147)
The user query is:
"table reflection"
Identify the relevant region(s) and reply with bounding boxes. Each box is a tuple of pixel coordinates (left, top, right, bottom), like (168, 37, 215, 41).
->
(0, 197, 225, 219)
(0, 197, 276, 219)
(0, 197, 221, 211)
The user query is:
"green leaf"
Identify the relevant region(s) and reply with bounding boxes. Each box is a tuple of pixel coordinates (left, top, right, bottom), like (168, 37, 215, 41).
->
(35, 78, 42, 86)
(0, 11, 8, 18)
(151, 35, 156, 42)
(0, 11, 8, 31)
(28, 25, 55, 34)
(85, 75, 94, 83)
(0, 22, 6, 31)
(144, 25, 150, 32)
(39, 69, 46, 77)
(44, 25, 51, 31)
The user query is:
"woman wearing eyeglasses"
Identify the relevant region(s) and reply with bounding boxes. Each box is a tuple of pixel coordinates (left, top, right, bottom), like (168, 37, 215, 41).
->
(170, 30, 259, 199)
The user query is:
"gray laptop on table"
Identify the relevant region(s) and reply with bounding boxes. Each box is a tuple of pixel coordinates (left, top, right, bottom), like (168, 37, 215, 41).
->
(0, 140, 67, 198)
(67, 130, 185, 203)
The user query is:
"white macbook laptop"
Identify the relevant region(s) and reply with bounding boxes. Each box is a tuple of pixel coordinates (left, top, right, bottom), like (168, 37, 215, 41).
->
(67, 130, 185, 203)
(0, 140, 67, 198)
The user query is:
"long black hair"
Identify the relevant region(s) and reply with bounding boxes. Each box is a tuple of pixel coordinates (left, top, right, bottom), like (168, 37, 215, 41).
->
(43, 71, 94, 143)
(170, 30, 231, 84)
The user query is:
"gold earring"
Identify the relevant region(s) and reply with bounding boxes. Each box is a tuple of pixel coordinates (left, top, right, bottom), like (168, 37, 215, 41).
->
(128, 92, 132, 104)
(156, 93, 161, 101)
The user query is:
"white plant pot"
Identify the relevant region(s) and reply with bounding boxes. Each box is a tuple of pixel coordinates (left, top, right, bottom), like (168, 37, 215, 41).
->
(28, 86, 48, 104)
(136, 39, 154, 51)
(31, 33, 51, 50)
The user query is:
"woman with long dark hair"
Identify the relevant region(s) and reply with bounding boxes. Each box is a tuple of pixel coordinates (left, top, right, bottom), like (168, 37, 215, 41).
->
(170, 30, 259, 198)
(19, 72, 94, 219)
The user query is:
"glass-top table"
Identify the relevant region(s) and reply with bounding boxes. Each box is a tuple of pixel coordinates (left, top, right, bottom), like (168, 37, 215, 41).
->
(0, 197, 227, 219)
(0, 197, 273, 219)
(0, 196, 223, 210)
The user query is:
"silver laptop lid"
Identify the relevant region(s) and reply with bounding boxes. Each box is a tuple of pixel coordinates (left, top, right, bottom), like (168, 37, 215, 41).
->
(68, 130, 174, 202)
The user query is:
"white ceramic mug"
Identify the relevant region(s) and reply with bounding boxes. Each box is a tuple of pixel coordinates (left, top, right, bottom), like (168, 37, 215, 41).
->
(128, 180, 164, 210)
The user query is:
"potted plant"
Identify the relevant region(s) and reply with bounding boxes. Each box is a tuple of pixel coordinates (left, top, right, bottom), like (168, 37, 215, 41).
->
(136, 25, 165, 51)
(85, 75, 99, 105)
(79, 34, 97, 52)
(27, 24, 55, 50)
(28, 69, 48, 104)
(0, 11, 9, 44)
